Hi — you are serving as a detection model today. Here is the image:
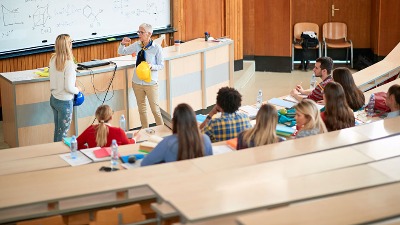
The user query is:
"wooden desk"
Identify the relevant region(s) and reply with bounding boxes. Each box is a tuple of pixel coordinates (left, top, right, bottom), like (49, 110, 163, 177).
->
(151, 160, 396, 223)
(353, 42, 400, 92)
(351, 116, 400, 140)
(190, 128, 370, 173)
(0, 159, 204, 224)
(0, 125, 170, 163)
(353, 60, 399, 92)
(0, 142, 68, 163)
(0, 38, 233, 147)
(237, 182, 400, 225)
(0, 125, 171, 176)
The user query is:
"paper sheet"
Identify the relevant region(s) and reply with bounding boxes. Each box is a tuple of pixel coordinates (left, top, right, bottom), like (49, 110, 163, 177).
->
(239, 105, 259, 119)
(212, 145, 233, 155)
(59, 151, 92, 166)
(268, 98, 296, 108)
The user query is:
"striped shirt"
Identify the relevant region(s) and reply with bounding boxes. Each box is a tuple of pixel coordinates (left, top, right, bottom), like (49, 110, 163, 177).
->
(307, 75, 333, 102)
(203, 112, 252, 143)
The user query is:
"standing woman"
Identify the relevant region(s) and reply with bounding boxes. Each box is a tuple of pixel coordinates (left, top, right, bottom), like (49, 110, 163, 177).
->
(118, 23, 164, 128)
(332, 67, 365, 111)
(294, 99, 327, 138)
(49, 34, 80, 142)
(141, 103, 213, 166)
(237, 104, 285, 150)
(321, 82, 355, 131)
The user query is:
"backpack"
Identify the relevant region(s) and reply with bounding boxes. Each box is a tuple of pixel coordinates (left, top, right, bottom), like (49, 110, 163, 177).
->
(301, 31, 319, 49)
(374, 92, 391, 113)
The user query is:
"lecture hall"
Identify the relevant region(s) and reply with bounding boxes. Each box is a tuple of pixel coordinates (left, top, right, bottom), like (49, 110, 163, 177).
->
(0, 0, 400, 224)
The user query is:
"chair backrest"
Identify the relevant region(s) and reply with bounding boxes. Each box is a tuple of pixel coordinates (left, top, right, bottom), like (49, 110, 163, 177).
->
(17, 215, 65, 225)
(93, 204, 145, 225)
(293, 22, 319, 41)
(323, 22, 348, 41)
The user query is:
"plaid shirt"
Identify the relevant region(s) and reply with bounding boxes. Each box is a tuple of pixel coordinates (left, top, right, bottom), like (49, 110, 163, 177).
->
(307, 75, 333, 102)
(203, 112, 252, 143)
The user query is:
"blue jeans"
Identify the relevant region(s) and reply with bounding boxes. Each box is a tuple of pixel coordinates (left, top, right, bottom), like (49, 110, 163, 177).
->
(50, 95, 73, 142)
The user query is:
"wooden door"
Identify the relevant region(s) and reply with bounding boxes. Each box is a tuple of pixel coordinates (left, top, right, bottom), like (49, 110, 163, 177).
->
(329, 0, 371, 48)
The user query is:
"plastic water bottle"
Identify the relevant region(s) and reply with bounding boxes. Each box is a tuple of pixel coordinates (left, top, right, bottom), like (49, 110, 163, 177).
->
(70, 135, 77, 160)
(256, 89, 263, 109)
(110, 139, 119, 169)
(367, 93, 375, 116)
(310, 73, 316, 89)
(120, 115, 126, 132)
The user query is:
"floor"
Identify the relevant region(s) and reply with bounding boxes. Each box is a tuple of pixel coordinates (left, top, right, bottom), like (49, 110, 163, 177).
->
(0, 61, 352, 150)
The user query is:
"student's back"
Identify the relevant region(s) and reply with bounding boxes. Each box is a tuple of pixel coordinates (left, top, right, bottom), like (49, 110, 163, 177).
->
(77, 105, 135, 149)
(332, 67, 365, 111)
(142, 103, 213, 167)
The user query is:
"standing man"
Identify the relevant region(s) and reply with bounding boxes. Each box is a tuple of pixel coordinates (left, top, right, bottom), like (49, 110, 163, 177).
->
(290, 57, 334, 102)
(118, 23, 164, 128)
(200, 87, 252, 143)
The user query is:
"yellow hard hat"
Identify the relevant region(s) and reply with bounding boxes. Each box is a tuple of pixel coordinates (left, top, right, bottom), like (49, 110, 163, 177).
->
(136, 61, 151, 82)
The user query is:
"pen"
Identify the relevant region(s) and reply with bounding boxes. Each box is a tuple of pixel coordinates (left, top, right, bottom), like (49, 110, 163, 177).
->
(134, 127, 142, 136)
(296, 82, 302, 89)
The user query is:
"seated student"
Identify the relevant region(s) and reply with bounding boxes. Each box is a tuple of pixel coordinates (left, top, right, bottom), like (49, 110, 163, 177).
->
(141, 103, 213, 166)
(77, 105, 136, 149)
(332, 67, 365, 111)
(237, 104, 285, 150)
(200, 87, 252, 143)
(294, 99, 327, 138)
(386, 84, 400, 118)
(320, 82, 355, 131)
(290, 57, 334, 102)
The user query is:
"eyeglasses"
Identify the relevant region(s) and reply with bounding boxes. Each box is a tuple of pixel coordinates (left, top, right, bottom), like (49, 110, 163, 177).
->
(137, 31, 147, 35)
(99, 166, 119, 172)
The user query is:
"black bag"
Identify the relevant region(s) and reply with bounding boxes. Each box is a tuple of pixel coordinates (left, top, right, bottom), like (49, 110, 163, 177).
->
(301, 32, 319, 49)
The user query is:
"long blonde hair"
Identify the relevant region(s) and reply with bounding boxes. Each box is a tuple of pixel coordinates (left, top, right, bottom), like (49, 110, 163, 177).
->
(242, 104, 279, 147)
(95, 105, 113, 147)
(52, 34, 74, 71)
(295, 99, 327, 133)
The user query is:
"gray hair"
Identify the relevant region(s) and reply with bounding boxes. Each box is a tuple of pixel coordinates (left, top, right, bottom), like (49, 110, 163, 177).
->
(139, 23, 153, 34)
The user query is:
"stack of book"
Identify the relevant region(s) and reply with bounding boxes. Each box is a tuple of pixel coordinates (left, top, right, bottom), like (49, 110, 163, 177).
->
(276, 124, 295, 137)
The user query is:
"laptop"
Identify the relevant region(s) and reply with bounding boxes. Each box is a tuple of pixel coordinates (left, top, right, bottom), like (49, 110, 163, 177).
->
(77, 60, 110, 69)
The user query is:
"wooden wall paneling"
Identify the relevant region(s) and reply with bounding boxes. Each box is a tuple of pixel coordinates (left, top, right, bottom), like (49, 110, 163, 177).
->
(172, 0, 185, 42)
(379, 0, 400, 56)
(225, 0, 243, 60)
(292, 0, 330, 40)
(370, 0, 380, 55)
(243, 0, 255, 56)
(254, 0, 291, 56)
(330, 0, 371, 48)
(183, 0, 224, 42)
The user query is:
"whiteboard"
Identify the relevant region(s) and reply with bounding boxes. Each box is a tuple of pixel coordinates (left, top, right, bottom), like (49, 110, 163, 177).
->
(0, 0, 171, 54)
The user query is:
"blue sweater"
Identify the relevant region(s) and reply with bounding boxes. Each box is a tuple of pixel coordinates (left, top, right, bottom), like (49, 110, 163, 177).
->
(141, 134, 213, 166)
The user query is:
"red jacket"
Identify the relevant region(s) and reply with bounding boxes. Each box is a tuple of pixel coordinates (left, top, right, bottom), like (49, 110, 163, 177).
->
(77, 125, 135, 150)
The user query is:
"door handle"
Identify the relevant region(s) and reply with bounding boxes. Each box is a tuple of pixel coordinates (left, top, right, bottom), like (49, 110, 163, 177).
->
(332, 4, 339, 17)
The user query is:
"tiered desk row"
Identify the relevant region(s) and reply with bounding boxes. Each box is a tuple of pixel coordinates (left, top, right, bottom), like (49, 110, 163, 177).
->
(0, 41, 399, 224)
(1, 116, 400, 224)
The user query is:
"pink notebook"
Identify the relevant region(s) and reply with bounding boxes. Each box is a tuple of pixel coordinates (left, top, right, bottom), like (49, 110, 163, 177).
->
(93, 147, 119, 158)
